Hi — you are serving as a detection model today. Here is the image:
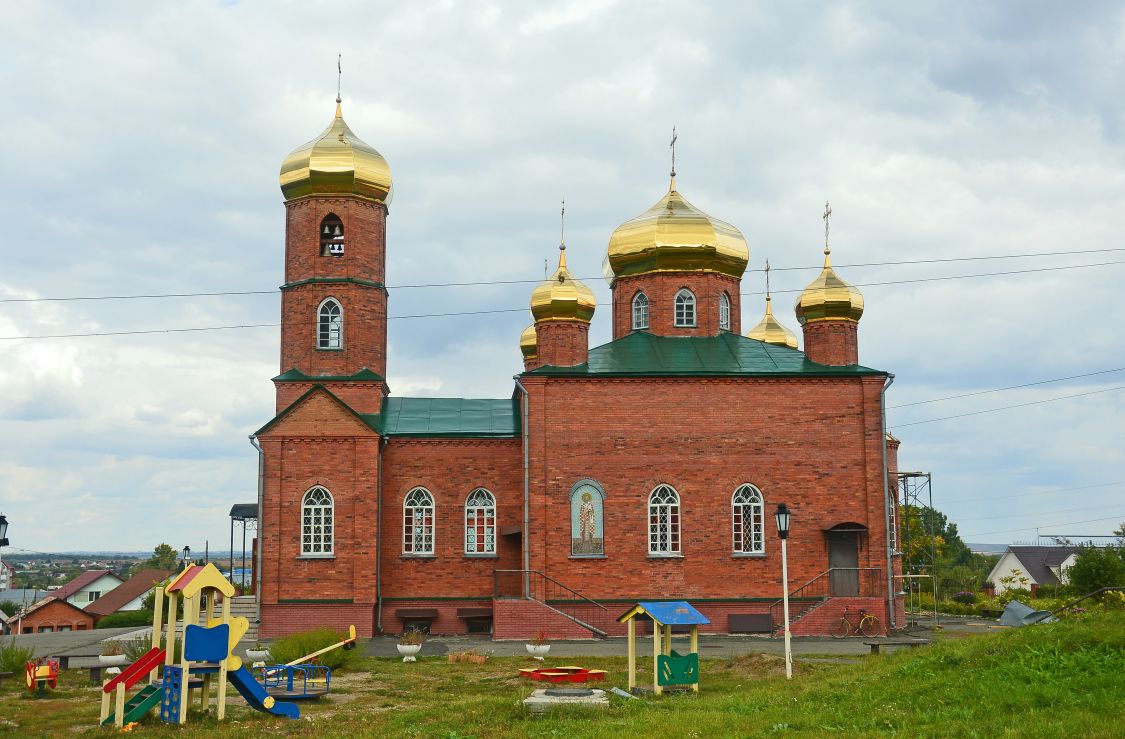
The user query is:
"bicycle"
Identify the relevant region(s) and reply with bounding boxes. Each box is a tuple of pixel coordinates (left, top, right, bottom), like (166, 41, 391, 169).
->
(830, 606, 881, 638)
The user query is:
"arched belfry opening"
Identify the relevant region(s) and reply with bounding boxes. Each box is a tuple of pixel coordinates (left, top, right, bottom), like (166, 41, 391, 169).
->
(320, 213, 345, 256)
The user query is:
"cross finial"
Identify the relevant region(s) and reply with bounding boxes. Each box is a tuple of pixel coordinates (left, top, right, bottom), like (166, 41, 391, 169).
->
(822, 200, 832, 255)
(336, 54, 342, 104)
(560, 198, 566, 248)
(669, 126, 678, 189)
(765, 259, 772, 302)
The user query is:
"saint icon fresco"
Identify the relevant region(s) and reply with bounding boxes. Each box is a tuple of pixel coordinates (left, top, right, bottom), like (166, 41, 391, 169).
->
(570, 484, 604, 556)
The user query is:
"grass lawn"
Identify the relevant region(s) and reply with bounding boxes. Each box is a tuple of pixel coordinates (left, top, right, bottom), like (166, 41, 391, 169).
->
(2, 613, 1123, 737)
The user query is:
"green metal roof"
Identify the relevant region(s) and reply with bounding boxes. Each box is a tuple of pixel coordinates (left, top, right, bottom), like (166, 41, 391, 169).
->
(273, 368, 385, 383)
(369, 397, 520, 438)
(528, 331, 885, 377)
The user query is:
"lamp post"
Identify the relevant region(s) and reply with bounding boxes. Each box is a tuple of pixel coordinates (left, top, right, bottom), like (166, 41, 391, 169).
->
(0, 513, 9, 591)
(774, 503, 792, 680)
(181, 545, 191, 569)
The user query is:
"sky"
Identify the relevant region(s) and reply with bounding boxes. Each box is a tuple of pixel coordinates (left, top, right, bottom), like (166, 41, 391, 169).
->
(0, 1, 1123, 553)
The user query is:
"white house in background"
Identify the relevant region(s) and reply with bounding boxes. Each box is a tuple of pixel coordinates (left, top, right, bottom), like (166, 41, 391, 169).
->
(988, 546, 1079, 594)
(0, 561, 13, 590)
(51, 570, 123, 607)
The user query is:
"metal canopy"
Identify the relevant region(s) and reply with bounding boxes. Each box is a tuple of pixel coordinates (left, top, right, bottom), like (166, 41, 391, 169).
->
(617, 601, 710, 626)
(229, 504, 257, 521)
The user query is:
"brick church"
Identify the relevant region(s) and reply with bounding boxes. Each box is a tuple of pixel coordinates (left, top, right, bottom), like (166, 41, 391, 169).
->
(253, 97, 905, 639)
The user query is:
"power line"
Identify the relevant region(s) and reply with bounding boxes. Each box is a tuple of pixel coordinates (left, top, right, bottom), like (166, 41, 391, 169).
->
(2, 249, 1123, 303)
(889, 368, 1125, 409)
(942, 480, 1125, 505)
(956, 503, 1120, 522)
(962, 514, 1125, 538)
(890, 385, 1125, 428)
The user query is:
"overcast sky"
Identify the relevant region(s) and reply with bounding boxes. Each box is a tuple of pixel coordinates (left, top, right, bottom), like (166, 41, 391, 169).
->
(1, 1, 1122, 554)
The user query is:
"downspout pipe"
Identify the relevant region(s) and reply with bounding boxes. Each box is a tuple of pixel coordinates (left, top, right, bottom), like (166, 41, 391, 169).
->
(249, 435, 265, 625)
(376, 436, 386, 634)
(513, 377, 530, 598)
(880, 373, 896, 629)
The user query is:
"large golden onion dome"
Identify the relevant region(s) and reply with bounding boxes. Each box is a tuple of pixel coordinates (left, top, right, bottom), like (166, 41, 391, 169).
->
(747, 296, 799, 349)
(604, 184, 749, 279)
(279, 100, 393, 203)
(794, 249, 864, 325)
(519, 324, 538, 360)
(530, 247, 597, 323)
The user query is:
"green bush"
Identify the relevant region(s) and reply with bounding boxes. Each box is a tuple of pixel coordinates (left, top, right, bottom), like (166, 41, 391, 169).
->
(999, 588, 1032, 606)
(0, 600, 21, 618)
(1068, 546, 1125, 594)
(1033, 583, 1074, 600)
(96, 610, 155, 629)
(0, 637, 34, 674)
(266, 627, 356, 671)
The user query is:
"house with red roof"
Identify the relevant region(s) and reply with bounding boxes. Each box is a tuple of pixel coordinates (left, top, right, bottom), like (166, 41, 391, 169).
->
(52, 569, 123, 609)
(12, 596, 94, 633)
(85, 568, 172, 620)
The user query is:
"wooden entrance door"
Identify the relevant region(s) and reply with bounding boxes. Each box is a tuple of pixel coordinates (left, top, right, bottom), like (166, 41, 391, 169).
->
(828, 530, 859, 596)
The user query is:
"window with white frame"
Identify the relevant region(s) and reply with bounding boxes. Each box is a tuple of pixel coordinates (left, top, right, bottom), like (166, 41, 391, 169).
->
(301, 486, 334, 555)
(317, 298, 343, 349)
(674, 289, 696, 327)
(403, 487, 435, 555)
(632, 292, 650, 330)
(732, 484, 764, 554)
(648, 485, 681, 554)
(464, 488, 496, 554)
(719, 292, 731, 331)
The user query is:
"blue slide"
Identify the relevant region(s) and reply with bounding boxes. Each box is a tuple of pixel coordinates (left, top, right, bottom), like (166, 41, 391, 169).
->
(228, 666, 300, 719)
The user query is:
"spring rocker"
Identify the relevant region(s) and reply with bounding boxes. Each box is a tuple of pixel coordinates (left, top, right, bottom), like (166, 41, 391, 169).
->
(25, 658, 59, 696)
(97, 562, 299, 729)
(618, 601, 709, 695)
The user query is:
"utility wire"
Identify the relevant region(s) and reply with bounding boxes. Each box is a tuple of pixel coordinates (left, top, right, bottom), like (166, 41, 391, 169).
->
(889, 368, 1125, 409)
(2, 248, 1123, 303)
(956, 503, 1120, 522)
(962, 514, 1125, 538)
(890, 385, 1125, 428)
(942, 480, 1124, 505)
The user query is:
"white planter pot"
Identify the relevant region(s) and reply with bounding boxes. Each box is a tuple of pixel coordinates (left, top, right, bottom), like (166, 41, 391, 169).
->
(246, 649, 271, 663)
(397, 644, 422, 662)
(525, 644, 550, 660)
(99, 654, 128, 666)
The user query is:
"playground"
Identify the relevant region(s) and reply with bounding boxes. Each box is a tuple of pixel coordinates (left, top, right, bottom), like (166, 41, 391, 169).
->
(0, 612, 1122, 736)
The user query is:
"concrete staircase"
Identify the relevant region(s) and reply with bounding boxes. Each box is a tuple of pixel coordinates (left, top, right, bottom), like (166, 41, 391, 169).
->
(230, 596, 258, 642)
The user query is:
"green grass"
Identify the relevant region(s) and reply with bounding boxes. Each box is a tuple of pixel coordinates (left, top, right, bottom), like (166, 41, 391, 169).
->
(2, 613, 1123, 737)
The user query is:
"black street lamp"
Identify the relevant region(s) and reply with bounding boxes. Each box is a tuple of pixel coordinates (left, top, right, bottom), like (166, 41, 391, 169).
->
(775, 503, 793, 679)
(0, 514, 8, 591)
(182, 545, 191, 568)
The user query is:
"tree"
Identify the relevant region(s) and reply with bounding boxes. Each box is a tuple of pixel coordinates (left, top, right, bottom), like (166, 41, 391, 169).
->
(1067, 545, 1125, 594)
(1114, 522, 1125, 547)
(132, 544, 179, 576)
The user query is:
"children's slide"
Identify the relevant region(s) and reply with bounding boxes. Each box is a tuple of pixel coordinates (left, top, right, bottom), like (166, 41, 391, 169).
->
(228, 666, 300, 719)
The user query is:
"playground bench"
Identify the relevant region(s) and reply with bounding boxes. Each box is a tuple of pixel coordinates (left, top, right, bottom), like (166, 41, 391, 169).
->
(728, 614, 774, 634)
(865, 640, 931, 655)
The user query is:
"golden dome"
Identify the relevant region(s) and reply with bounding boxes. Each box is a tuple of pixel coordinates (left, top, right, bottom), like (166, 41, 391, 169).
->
(279, 101, 393, 204)
(747, 297, 799, 349)
(530, 247, 597, 323)
(604, 184, 749, 279)
(795, 250, 864, 325)
(519, 324, 538, 359)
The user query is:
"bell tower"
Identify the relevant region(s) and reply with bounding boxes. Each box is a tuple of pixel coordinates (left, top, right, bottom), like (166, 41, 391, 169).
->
(274, 96, 393, 414)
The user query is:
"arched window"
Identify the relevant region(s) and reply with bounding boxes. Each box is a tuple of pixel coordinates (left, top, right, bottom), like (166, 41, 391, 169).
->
(318, 298, 342, 350)
(674, 289, 696, 327)
(632, 292, 650, 330)
(320, 214, 345, 256)
(301, 486, 334, 555)
(464, 488, 496, 554)
(719, 292, 731, 331)
(403, 487, 435, 555)
(648, 485, 681, 554)
(732, 484, 764, 554)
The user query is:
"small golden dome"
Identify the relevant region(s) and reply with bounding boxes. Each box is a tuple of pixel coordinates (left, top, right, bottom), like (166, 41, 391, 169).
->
(604, 185, 748, 279)
(530, 247, 597, 323)
(279, 101, 393, 203)
(795, 250, 864, 325)
(747, 297, 799, 349)
(519, 324, 538, 359)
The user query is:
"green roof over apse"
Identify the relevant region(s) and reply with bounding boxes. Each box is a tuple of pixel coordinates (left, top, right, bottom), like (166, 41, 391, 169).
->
(366, 397, 521, 438)
(273, 368, 386, 383)
(527, 331, 886, 377)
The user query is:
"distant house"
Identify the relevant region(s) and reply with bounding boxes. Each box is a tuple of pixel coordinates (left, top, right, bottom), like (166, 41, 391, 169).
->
(12, 596, 95, 633)
(85, 569, 172, 620)
(988, 546, 1079, 594)
(0, 560, 13, 590)
(51, 570, 124, 608)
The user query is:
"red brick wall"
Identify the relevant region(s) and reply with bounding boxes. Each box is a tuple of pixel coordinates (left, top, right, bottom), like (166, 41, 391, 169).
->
(380, 439, 523, 600)
(275, 380, 387, 416)
(611, 272, 742, 339)
(18, 600, 94, 633)
(493, 598, 597, 640)
(260, 603, 375, 638)
(380, 599, 494, 636)
(801, 320, 859, 366)
(787, 596, 886, 636)
(535, 320, 589, 367)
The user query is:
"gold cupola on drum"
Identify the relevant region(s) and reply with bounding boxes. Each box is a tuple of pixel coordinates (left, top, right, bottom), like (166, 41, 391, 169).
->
(604, 133, 749, 338)
(794, 202, 864, 366)
(747, 262, 799, 349)
(279, 99, 393, 204)
(519, 324, 538, 371)
(527, 240, 596, 369)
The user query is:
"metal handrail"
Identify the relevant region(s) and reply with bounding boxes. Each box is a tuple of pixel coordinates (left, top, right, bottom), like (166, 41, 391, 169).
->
(493, 569, 610, 613)
(769, 567, 883, 626)
(494, 569, 610, 637)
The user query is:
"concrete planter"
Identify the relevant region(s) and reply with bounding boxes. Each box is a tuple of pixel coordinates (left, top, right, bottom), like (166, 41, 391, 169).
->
(245, 649, 271, 663)
(397, 644, 422, 662)
(98, 654, 128, 666)
(525, 644, 551, 660)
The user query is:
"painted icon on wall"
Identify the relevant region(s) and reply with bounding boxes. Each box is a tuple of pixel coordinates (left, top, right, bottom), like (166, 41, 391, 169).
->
(570, 484, 604, 556)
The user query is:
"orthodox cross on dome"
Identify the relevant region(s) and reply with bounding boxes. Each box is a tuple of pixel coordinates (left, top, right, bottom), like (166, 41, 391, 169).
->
(560, 198, 566, 249)
(669, 126, 678, 189)
(822, 200, 832, 255)
(764, 259, 772, 302)
(336, 53, 342, 104)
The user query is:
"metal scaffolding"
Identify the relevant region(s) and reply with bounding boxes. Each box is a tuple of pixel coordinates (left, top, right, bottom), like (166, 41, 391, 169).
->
(897, 471, 937, 626)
